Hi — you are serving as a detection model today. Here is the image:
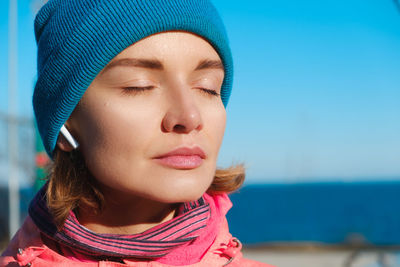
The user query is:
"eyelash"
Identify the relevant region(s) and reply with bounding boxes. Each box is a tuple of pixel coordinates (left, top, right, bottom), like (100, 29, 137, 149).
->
(197, 88, 220, 97)
(122, 86, 155, 94)
(122, 86, 220, 97)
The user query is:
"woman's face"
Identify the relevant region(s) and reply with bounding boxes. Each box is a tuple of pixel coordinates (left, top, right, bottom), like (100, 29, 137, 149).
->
(64, 31, 226, 203)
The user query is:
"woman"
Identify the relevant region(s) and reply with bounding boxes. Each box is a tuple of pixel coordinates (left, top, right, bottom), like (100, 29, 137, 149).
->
(1, 0, 274, 266)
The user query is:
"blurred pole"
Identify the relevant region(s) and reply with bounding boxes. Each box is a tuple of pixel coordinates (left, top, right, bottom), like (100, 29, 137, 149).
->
(8, 0, 20, 238)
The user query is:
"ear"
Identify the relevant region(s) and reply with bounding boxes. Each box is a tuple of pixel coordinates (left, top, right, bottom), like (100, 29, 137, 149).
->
(56, 122, 78, 152)
(56, 132, 75, 152)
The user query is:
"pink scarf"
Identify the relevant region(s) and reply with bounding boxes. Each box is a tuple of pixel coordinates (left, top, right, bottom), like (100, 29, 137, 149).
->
(29, 185, 231, 265)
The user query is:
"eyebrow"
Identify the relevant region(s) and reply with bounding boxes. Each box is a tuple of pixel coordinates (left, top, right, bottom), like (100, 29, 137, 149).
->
(194, 59, 224, 71)
(101, 58, 224, 73)
(102, 58, 163, 72)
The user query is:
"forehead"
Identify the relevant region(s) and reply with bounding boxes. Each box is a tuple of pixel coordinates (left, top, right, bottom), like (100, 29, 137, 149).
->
(100, 31, 224, 75)
(113, 31, 221, 62)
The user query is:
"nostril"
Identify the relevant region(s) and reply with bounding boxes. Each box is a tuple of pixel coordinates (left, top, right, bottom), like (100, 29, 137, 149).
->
(173, 124, 186, 132)
(161, 105, 203, 133)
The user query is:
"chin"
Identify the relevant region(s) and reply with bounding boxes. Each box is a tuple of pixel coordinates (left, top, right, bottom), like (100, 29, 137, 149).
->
(143, 179, 212, 204)
(166, 190, 207, 203)
(151, 185, 209, 204)
(140, 166, 215, 203)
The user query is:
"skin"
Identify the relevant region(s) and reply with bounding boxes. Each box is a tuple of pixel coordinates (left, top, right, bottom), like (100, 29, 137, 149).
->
(57, 31, 227, 234)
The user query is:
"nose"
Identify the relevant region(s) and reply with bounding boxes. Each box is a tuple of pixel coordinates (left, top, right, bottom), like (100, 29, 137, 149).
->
(162, 83, 203, 134)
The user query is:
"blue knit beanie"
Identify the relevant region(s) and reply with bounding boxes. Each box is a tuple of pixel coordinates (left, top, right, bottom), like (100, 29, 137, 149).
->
(33, 0, 233, 158)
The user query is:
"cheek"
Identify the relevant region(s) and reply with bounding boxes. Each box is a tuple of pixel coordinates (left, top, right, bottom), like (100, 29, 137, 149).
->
(75, 99, 159, 177)
(202, 104, 226, 160)
(81, 98, 155, 142)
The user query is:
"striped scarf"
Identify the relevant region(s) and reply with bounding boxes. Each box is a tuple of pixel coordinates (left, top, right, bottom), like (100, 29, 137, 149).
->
(28, 185, 212, 260)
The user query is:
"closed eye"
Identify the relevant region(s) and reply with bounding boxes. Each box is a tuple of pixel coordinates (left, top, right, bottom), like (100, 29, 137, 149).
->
(121, 86, 220, 97)
(122, 86, 155, 95)
(196, 87, 220, 97)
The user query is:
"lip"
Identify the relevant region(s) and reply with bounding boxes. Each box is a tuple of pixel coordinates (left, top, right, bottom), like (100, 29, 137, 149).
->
(153, 146, 206, 169)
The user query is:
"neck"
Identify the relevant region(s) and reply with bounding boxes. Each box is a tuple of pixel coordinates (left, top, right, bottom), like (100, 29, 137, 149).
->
(76, 187, 179, 235)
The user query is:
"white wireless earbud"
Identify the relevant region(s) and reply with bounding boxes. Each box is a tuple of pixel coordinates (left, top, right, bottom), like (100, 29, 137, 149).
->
(60, 125, 80, 149)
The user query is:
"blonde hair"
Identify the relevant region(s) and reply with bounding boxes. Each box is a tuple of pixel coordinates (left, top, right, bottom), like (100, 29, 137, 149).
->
(46, 149, 245, 229)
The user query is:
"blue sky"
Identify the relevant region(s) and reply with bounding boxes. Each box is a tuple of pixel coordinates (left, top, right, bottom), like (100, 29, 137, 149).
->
(1, 0, 400, 183)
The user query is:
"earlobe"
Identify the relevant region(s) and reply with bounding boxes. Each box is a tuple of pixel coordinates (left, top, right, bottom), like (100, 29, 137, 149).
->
(57, 135, 74, 152)
(57, 125, 80, 151)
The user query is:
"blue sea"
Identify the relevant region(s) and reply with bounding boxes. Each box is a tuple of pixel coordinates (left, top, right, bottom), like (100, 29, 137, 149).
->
(227, 180, 400, 246)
